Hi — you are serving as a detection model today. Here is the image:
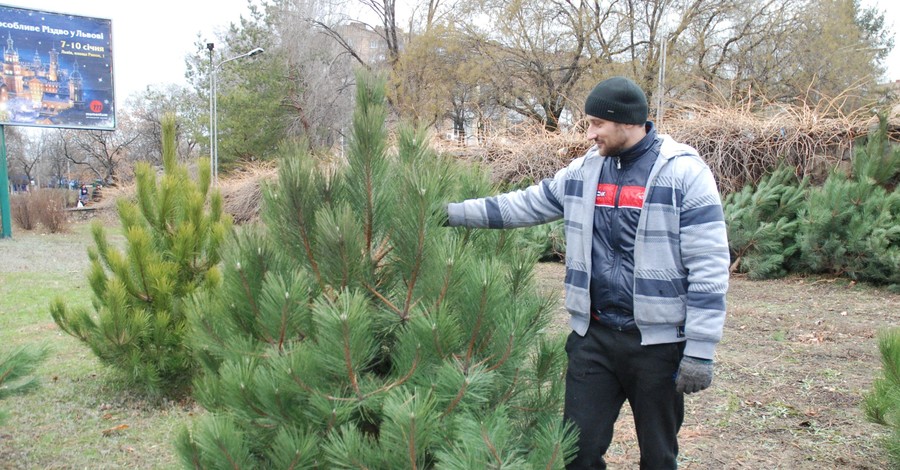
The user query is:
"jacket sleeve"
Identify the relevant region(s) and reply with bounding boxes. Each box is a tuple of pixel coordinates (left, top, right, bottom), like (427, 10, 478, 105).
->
(446, 167, 568, 229)
(679, 162, 730, 360)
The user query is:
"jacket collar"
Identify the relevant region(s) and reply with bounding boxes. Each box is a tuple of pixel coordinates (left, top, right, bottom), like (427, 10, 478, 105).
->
(612, 121, 657, 161)
(583, 121, 658, 165)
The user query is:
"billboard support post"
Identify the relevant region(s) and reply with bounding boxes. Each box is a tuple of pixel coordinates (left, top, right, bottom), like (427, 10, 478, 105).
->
(1, 125, 12, 238)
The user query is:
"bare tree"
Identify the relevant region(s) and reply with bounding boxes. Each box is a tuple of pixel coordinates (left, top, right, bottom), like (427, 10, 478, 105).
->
(584, 0, 885, 109)
(465, 0, 592, 131)
(192, 0, 892, 142)
(4, 127, 36, 188)
(34, 129, 71, 188)
(124, 84, 203, 164)
(57, 129, 138, 185)
(241, 0, 357, 149)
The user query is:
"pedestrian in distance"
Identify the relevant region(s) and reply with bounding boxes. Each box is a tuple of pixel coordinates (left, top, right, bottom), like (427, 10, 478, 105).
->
(443, 76, 730, 469)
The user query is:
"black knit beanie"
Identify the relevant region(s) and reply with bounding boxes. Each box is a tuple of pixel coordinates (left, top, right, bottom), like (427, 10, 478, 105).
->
(584, 76, 648, 125)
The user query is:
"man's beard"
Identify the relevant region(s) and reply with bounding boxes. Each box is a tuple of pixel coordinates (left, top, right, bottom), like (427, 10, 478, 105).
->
(597, 133, 629, 156)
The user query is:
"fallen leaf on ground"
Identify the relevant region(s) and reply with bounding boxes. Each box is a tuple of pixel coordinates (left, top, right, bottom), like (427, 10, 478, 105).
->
(101, 424, 129, 436)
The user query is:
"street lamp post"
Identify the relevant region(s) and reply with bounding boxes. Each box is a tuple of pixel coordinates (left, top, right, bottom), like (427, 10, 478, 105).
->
(208, 44, 264, 185)
(655, 31, 669, 128)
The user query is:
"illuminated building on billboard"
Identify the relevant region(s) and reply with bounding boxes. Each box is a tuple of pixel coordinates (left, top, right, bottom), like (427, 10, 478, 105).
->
(1, 32, 86, 123)
(0, 5, 115, 130)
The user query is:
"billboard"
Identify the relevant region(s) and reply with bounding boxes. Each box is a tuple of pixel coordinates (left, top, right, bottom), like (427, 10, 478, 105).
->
(0, 4, 115, 130)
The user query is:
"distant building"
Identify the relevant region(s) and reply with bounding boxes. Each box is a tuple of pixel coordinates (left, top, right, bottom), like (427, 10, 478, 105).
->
(882, 79, 900, 95)
(335, 21, 391, 66)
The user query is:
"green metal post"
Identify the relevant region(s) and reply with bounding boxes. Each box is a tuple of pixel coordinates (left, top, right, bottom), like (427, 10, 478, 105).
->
(0, 125, 11, 238)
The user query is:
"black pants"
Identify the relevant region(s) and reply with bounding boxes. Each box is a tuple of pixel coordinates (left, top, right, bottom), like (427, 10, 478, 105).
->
(564, 322, 684, 469)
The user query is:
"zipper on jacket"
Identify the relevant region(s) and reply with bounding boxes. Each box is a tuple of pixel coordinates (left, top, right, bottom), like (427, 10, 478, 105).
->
(609, 166, 625, 304)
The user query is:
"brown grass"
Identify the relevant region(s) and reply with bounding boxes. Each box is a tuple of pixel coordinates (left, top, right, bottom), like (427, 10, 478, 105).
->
(218, 161, 278, 224)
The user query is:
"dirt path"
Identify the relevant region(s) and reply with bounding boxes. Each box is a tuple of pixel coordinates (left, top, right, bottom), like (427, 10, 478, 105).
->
(534, 261, 897, 468)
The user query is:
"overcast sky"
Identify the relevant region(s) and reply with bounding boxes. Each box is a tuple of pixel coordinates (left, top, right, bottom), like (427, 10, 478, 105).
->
(2, 0, 255, 100)
(3, 0, 900, 103)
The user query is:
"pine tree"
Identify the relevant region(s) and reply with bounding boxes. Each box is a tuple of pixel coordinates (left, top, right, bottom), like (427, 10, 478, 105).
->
(863, 328, 900, 467)
(796, 116, 900, 290)
(724, 165, 808, 279)
(176, 72, 575, 468)
(520, 220, 566, 262)
(854, 115, 900, 189)
(0, 344, 48, 425)
(50, 114, 232, 396)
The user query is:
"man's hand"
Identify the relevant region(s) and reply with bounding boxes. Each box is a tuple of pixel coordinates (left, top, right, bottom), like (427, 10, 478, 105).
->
(675, 356, 713, 394)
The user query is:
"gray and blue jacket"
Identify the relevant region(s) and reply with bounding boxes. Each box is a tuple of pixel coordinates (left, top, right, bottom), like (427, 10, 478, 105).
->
(446, 133, 730, 360)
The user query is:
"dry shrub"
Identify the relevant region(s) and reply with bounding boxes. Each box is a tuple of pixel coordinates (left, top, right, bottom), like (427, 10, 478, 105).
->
(435, 99, 899, 196)
(10, 192, 36, 231)
(33, 189, 71, 233)
(433, 122, 591, 186)
(661, 99, 891, 194)
(9, 190, 71, 232)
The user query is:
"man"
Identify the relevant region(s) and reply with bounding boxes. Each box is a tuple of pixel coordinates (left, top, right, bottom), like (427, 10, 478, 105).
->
(444, 76, 730, 469)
